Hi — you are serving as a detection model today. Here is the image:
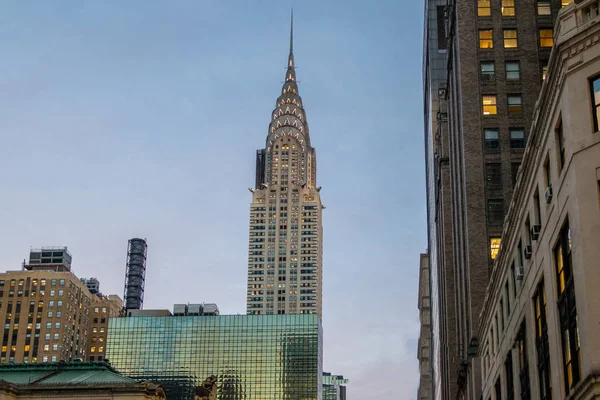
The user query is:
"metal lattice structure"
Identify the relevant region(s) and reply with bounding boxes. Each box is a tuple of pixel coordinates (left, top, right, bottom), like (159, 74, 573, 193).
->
(123, 238, 147, 311)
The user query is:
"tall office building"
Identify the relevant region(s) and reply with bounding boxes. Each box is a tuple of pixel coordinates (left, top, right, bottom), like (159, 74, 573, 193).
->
(423, 1, 573, 399)
(106, 314, 323, 400)
(247, 14, 323, 316)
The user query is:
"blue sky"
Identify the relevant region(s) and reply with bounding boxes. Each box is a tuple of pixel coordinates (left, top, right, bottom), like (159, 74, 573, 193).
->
(0, 1, 425, 398)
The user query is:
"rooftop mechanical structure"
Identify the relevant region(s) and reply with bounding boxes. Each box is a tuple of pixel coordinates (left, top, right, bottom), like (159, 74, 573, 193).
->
(124, 238, 147, 311)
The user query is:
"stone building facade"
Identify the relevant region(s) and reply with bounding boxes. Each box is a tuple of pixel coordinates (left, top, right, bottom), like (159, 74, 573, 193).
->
(477, 2, 600, 399)
(417, 254, 432, 400)
(424, 1, 575, 398)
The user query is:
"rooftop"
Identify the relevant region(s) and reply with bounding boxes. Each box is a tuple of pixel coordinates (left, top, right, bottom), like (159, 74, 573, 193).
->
(0, 361, 137, 386)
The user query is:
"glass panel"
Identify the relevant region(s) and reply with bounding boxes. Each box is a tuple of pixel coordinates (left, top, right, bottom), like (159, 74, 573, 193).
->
(504, 30, 518, 48)
(538, 2, 551, 15)
(490, 238, 501, 259)
(483, 96, 497, 115)
(480, 30, 494, 48)
(540, 29, 554, 47)
(478, 0, 491, 16)
(506, 62, 520, 79)
(502, 0, 516, 16)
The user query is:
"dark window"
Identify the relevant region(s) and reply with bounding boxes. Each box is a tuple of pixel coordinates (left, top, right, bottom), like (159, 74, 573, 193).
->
(481, 61, 495, 82)
(495, 377, 502, 399)
(537, 1, 551, 15)
(591, 75, 600, 132)
(511, 163, 521, 186)
(437, 6, 447, 50)
(488, 199, 504, 223)
(544, 156, 552, 189)
(555, 218, 581, 393)
(510, 129, 526, 148)
(506, 351, 515, 400)
(508, 95, 523, 114)
(556, 118, 565, 172)
(534, 187, 542, 226)
(485, 129, 500, 152)
(486, 163, 502, 189)
(517, 321, 531, 400)
(534, 279, 552, 400)
(506, 61, 520, 80)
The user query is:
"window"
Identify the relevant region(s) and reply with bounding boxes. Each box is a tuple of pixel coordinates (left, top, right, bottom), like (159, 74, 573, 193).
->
(50, 290, 55, 297)
(504, 29, 518, 48)
(517, 322, 531, 399)
(43, 344, 49, 351)
(54, 322, 60, 329)
(508, 96, 522, 114)
(47, 311, 52, 318)
(562, 0, 573, 7)
(481, 61, 495, 78)
(538, 1, 551, 15)
(59, 279, 64, 286)
(506, 352, 515, 399)
(540, 29, 553, 47)
(53, 333, 59, 340)
(480, 30, 494, 48)
(46, 323, 51, 329)
(556, 118, 565, 172)
(511, 163, 521, 186)
(51, 280, 56, 286)
(478, 0, 491, 16)
(437, 6, 447, 50)
(502, 0, 515, 16)
(555, 219, 581, 393)
(44, 334, 50, 340)
(58, 290, 63, 296)
(544, 156, 552, 189)
(534, 280, 552, 400)
(48, 301, 54, 307)
(51, 356, 57, 362)
(483, 96, 497, 115)
(488, 199, 505, 223)
(510, 129, 526, 148)
(91, 347, 96, 353)
(590, 75, 600, 132)
(506, 61, 520, 80)
(42, 356, 48, 362)
(52, 344, 58, 351)
(542, 63, 548, 81)
(490, 237, 501, 260)
(486, 164, 502, 189)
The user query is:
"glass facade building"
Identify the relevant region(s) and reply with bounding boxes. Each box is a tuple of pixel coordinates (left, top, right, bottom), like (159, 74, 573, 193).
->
(106, 314, 323, 400)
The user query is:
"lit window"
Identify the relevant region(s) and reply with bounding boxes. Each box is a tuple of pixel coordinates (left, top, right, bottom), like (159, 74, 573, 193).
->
(43, 344, 49, 351)
(538, 1, 551, 15)
(92, 327, 97, 333)
(562, 0, 573, 7)
(502, 0, 515, 16)
(42, 356, 48, 362)
(52, 344, 58, 351)
(478, 0, 491, 16)
(483, 95, 498, 115)
(102, 307, 106, 313)
(508, 95, 523, 114)
(506, 62, 520, 80)
(542, 64, 548, 81)
(591, 76, 600, 132)
(91, 347, 96, 353)
(98, 346, 104, 353)
(510, 129, 526, 148)
(504, 30, 518, 48)
(480, 30, 494, 48)
(540, 29, 553, 47)
(490, 238, 502, 259)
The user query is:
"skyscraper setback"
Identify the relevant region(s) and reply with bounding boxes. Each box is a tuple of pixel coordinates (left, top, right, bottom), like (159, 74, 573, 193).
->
(247, 14, 323, 316)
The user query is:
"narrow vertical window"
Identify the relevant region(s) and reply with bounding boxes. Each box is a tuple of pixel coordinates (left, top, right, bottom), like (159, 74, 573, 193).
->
(436, 6, 447, 50)
(517, 321, 531, 399)
(539, 29, 554, 47)
(506, 351, 515, 400)
(500, 299, 505, 331)
(490, 237, 501, 260)
(542, 64, 549, 81)
(534, 187, 542, 226)
(502, 0, 516, 16)
(505, 281, 511, 313)
(480, 29, 494, 48)
(589, 75, 600, 132)
(555, 218, 581, 393)
(478, 0, 491, 16)
(483, 96, 498, 115)
(504, 29, 518, 48)
(486, 163, 502, 190)
(534, 279, 552, 400)
(556, 118, 565, 173)
(544, 156, 552, 191)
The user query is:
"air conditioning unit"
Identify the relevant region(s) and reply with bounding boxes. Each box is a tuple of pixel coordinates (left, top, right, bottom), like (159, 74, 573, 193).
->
(524, 245, 532, 259)
(531, 224, 541, 240)
(515, 266, 525, 280)
(545, 186, 553, 204)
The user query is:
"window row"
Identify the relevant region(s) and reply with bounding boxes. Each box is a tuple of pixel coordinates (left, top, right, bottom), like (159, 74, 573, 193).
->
(478, 0, 574, 17)
(481, 60, 549, 83)
(479, 29, 553, 49)
(482, 95, 524, 116)
(484, 128, 526, 151)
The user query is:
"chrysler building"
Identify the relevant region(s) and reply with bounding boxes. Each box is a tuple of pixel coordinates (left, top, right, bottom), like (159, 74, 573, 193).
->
(247, 14, 323, 316)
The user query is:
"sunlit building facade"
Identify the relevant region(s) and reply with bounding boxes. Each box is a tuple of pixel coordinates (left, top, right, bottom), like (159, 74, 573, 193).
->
(106, 314, 323, 400)
(246, 13, 323, 316)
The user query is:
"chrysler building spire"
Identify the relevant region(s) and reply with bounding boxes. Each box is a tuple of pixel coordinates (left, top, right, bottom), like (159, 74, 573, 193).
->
(247, 15, 323, 317)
